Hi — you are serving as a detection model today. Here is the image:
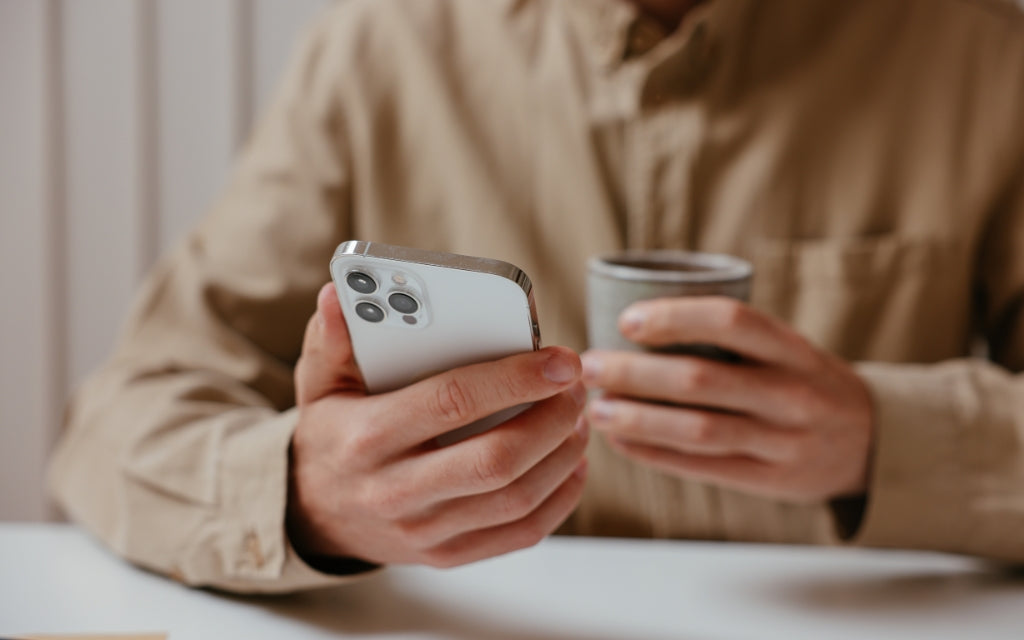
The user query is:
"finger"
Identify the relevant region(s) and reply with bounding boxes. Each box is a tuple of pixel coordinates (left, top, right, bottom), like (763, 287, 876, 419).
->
(588, 398, 799, 463)
(383, 385, 586, 503)
(369, 346, 582, 452)
(618, 297, 818, 370)
(395, 419, 589, 549)
(295, 282, 366, 404)
(606, 437, 783, 497)
(420, 459, 588, 568)
(581, 351, 801, 421)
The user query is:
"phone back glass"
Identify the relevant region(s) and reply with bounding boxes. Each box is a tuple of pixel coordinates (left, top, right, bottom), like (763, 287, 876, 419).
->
(330, 243, 539, 394)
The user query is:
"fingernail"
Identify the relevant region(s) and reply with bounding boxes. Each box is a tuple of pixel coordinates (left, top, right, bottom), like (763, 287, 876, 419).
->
(580, 354, 602, 384)
(317, 311, 326, 329)
(574, 415, 590, 439)
(572, 458, 589, 479)
(589, 399, 614, 422)
(544, 354, 577, 384)
(620, 307, 647, 335)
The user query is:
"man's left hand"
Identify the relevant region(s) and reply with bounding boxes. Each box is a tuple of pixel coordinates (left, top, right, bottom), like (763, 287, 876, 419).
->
(581, 297, 874, 502)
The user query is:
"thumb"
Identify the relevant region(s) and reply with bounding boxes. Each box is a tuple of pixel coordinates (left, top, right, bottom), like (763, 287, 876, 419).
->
(295, 282, 366, 405)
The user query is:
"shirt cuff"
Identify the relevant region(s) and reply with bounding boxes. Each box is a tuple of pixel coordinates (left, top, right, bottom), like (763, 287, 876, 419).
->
(843, 361, 986, 556)
(179, 408, 380, 593)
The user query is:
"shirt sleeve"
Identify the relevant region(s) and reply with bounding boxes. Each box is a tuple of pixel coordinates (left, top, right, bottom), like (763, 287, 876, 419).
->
(47, 5, 368, 593)
(847, 156, 1024, 563)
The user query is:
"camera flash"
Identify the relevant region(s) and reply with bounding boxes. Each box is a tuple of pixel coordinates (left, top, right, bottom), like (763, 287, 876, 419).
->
(392, 273, 408, 285)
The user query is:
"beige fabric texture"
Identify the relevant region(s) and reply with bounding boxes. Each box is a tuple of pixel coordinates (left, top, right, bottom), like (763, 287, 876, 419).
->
(49, 0, 1024, 592)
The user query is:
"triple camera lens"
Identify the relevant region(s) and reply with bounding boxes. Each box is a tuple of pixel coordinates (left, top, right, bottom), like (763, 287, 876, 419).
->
(346, 270, 421, 323)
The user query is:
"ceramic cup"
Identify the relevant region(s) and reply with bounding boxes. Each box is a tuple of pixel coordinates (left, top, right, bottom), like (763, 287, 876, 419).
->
(586, 250, 753, 360)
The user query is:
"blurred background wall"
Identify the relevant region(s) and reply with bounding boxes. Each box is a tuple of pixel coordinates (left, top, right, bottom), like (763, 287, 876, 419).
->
(0, 0, 331, 521)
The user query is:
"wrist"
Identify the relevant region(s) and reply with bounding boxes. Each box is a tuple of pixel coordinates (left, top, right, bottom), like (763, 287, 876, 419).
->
(286, 439, 383, 575)
(285, 440, 340, 558)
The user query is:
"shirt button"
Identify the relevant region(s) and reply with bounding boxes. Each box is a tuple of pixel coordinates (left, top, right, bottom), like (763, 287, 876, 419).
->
(244, 530, 267, 569)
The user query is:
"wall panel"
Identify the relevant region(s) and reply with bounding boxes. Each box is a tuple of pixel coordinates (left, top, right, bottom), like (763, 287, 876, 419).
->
(61, 0, 151, 387)
(155, 0, 240, 252)
(0, 0, 61, 522)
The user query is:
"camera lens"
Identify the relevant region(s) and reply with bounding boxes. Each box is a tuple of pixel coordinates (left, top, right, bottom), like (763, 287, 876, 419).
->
(346, 271, 377, 295)
(355, 301, 385, 323)
(388, 292, 419, 315)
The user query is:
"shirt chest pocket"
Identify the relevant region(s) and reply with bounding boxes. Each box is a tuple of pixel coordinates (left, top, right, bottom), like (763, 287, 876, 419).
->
(748, 234, 972, 363)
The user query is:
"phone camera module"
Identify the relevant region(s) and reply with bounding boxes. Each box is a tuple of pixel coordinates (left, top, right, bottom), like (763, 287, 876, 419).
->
(355, 301, 385, 323)
(347, 271, 378, 295)
(388, 292, 420, 315)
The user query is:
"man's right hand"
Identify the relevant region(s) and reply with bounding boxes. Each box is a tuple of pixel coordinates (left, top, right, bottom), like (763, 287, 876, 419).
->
(286, 283, 589, 568)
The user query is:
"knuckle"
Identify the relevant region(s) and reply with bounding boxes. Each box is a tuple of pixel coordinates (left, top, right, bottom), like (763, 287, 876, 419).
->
(498, 484, 537, 521)
(343, 426, 385, 459)
(686, 414, 717, 444)
(497, 365, 533, 402)
(421, 547, 458, 569)
(511, 520, 549, 551)
(431, 377, 476, 425)
(675, 363, 711, 395)
(715, 298, 748, 331)
(394, 518, 434, 551)
(471, 441, 518, 490)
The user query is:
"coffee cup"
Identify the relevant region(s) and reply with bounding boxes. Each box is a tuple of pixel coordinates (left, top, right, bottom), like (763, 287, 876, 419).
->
(586, 250, 753, 360)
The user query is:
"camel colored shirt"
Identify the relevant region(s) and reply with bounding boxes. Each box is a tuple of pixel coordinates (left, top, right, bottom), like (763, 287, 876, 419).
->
(49, 0, 1024, 593)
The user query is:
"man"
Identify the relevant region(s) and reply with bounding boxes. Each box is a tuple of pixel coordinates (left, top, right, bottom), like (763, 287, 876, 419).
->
(50, 0, 1024, 593)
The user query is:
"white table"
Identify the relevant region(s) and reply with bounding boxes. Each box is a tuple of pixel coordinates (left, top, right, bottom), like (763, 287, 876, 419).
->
(2, 524, 1023, 639)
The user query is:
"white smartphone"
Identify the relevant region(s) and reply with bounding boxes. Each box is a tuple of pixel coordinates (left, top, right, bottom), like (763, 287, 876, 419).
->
(330, 241, 542, 443)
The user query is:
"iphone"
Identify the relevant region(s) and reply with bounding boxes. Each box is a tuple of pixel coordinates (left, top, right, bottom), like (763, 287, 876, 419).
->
(330, 241, 541, 443)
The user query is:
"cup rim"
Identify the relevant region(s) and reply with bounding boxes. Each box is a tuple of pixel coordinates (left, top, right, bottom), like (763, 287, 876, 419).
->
(588, 250, 753, 284)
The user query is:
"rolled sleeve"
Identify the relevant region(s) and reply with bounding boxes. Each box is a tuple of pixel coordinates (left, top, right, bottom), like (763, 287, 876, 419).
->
(847, 360, 1024, 563)
(50, 374, 377, 593)
(162, 408, 369, 593)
